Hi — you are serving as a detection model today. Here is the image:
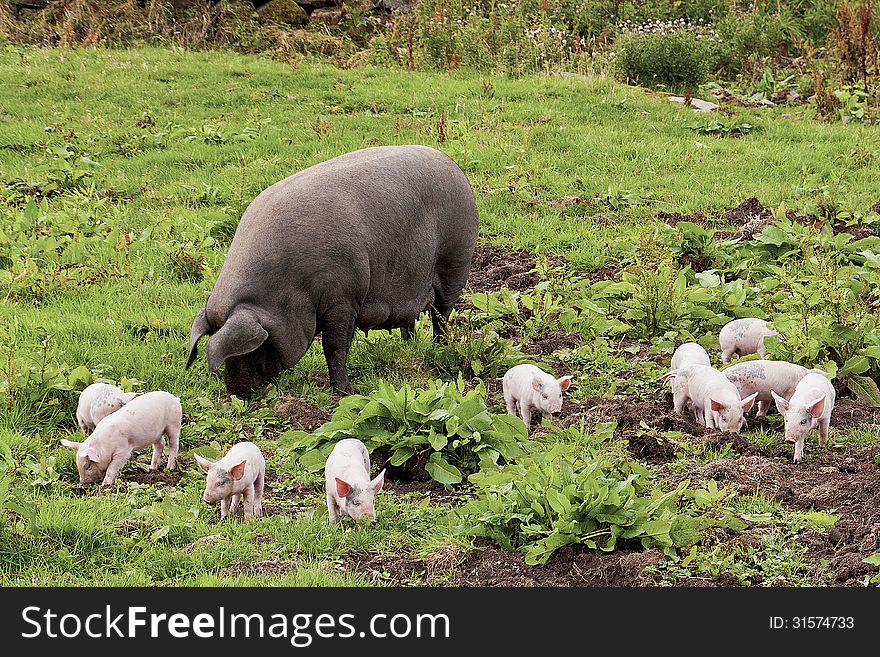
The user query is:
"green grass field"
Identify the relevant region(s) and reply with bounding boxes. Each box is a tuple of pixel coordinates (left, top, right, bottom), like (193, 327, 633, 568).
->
(2, 47, 880, 587)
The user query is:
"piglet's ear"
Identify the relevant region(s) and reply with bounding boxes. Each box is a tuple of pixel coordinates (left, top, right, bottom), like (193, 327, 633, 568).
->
(531, 376, 543, 392)
(770, 390, 790, 413)
(807, 396, 826, 418)
(194, 453, 214, 474)
(60, 439, 82, 451)
(710, 398, 724, 412)
(229, 460, 247, 481)
(370, 469, 386, 494)
(335, 478, 351, 498)
(558, 375, 573, 391)
(741, 392, 759, 413)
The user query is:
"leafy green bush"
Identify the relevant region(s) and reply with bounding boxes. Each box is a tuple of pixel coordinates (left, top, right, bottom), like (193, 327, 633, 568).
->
(283, 378, 530, 485)
(454, 441, 746, 564)
(613, 30, 715, 90)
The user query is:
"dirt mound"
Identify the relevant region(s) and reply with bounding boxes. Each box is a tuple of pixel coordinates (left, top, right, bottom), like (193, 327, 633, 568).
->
(276, 396, 330, 431)
(726, 197, 772, 224)
(465, 245, 540, 294)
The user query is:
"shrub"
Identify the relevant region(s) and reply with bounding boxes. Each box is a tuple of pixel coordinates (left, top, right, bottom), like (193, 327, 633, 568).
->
(613, 27, 716, 90)
(454, 440, 746, 564)
(282, 377, 530, 485)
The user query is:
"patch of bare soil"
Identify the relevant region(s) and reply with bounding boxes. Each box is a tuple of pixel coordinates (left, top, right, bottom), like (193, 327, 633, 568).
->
(465, 245, 568, 294)
(726, 197, 773, 225)
(383, 479, 471, 503)
(465, 245, 541, 294)
(830, 397, 880, 430)
(344, 543, 664, 587)
(521, 331, 584, 357)
(665, 446, 880, 585)
(276, 395, 330, 431)
(220, 559, 299, 577)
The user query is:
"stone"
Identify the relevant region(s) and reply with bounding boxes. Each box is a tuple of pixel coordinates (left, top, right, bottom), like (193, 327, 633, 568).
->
(257, 0, 309, 26)
(667, 96, 719, 112)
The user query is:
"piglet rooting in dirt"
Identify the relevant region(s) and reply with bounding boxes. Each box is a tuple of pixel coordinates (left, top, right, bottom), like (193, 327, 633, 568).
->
(194, 441, 266, 519)
(719, 318, 779, 363)
(772, 372, 836, 463)
(502, 363, 573, 431)
(664, 364, 758, 433)
(76, 382, 140, 435)
(61, 390, 181, 486)
(325, 438, 385, 524)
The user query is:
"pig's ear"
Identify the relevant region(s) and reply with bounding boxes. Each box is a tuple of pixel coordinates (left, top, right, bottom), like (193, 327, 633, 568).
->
(558, 376, 573, 391)
(335, 478, 351, 498)
(370, 469, 386, 494)
(186, 307, 211, 369)
(709, 398, 725, 412)
(770, 390, 790, 413)
(531, 376, 543, 392)
(60, 439, 82, 451)
(205, 309, 268, 372)
(193, 453, 214, 474)
(229, 460, 247, 481)
(807, 396, 826, 418)
(740, 392, 759, 413)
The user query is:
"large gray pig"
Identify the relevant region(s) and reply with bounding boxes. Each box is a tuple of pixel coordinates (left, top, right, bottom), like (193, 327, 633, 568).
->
(186, 146, 479, 397)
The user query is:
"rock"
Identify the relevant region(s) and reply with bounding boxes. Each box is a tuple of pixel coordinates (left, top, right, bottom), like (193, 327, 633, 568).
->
(667, 96, 719, 112)
(309, 7, 345, 22)
(258, 0, 309, 26)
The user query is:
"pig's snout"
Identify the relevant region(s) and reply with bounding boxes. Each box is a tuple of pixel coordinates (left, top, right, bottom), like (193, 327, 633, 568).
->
(784, 436, 797, 444)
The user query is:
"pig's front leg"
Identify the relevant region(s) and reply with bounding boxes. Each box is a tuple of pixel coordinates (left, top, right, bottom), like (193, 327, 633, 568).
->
(703, 407, 716, 429)
(327, 493, 339, 525)
(793, 439, 805, 463)
(150, 438, 165, 471)
(756, 400, 770, 417)
(220, 496, 231, 519)
(101, 452, 131, 486)
(818, 418, 830, 448)
(243, 483, 255, 519)
(519, 403, 532, 430)
(229, 493, 241, 516)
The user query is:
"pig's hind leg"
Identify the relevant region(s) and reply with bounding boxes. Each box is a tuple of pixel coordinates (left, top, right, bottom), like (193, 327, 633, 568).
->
(165, 424, 180, 470)
(243, 483, 255, 519)
(253, 469, 265, 517)
(150, 438, 165, 471)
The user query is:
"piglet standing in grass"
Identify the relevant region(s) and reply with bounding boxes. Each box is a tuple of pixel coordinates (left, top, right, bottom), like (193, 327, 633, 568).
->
(771, 372, 836, 463)
(194, 441, 265, 519)
(502, 363, 573, 431)
(663, 364, 758, 433)
(719, 318, 779, 363)
(325, 438, 385, 525)
(76, 382, 139, 435)
(61, 390, 181, 486)
(669, 342, 711, 372)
